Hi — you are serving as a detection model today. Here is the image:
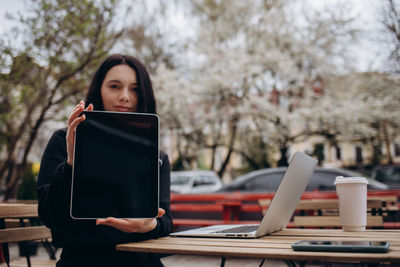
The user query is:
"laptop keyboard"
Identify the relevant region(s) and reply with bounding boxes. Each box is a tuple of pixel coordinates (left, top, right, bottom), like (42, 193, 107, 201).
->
(214, 225, 258, 233)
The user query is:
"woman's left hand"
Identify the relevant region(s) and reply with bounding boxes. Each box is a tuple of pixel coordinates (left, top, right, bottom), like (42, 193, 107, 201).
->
(95, 208, 165, 233)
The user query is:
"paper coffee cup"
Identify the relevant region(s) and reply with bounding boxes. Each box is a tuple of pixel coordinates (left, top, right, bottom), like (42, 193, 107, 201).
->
(334, 176, 368, 231)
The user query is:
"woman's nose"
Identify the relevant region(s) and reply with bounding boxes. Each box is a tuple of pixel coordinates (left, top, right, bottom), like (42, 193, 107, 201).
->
(118, 88, 130, 102)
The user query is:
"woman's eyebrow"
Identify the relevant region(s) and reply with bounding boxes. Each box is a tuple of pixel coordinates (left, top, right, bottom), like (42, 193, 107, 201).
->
(106, 80, 138, 86)
(106, 79, 121, 84)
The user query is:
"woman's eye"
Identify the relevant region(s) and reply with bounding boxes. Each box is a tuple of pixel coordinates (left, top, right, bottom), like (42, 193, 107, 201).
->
(130, 86, 138, 91)
(110, 84, 119, 89)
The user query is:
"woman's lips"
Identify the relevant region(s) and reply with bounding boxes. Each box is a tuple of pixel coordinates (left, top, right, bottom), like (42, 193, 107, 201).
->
(114, 106, 132, 112)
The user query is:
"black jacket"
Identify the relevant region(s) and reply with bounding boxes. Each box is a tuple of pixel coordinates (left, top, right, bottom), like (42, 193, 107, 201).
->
(37, 128, 172, 267)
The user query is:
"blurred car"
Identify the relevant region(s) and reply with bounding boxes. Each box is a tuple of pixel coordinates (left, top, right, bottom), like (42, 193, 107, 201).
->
(171, 170, 223, 194)
(218, 167, 388, 192)
(371, 165, 400, 189)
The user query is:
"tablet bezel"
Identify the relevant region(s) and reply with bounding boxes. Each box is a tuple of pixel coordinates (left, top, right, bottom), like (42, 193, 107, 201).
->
(70, 110, 159, 220)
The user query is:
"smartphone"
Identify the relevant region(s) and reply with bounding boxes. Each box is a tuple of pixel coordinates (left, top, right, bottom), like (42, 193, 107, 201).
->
(292, 240, 390, 253)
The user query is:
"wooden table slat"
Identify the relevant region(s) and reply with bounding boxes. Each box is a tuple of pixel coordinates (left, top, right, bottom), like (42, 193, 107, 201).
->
(117, 229, 400, 263)
(0, 226, 51, 243)
(0, 204, 39, 218)
(150, 236, 400, 247)
(117, 242, 397, 262)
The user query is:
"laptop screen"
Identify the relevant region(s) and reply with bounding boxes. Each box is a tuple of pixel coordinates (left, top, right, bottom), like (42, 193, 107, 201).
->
(70, 110, 159, 219)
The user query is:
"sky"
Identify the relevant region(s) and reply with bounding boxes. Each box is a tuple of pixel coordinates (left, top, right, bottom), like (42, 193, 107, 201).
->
(0, 0, 24, 34)
(305, 0, 389, 72)
(0, 0, 391, 72)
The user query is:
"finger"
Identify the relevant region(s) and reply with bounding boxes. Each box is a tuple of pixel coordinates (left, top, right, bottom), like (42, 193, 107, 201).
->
(96, 219, 106, 225)
(67, 115, 86, 137)
(96, 217, 111, 225)
(157, 208, 165, 218)
(96, 217, 130, 228)
(71, 114, 86, 129)
(77, 100, 85, 108)
(66, 115, 85, 138)
(68, 103, 85, 127)
(71, 100, 85, 114)
(85, 103, 94, 111)
(96, 217, 118, 225)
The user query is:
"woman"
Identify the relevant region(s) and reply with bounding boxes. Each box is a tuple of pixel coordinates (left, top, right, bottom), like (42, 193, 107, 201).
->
(37, 54, 172, 267)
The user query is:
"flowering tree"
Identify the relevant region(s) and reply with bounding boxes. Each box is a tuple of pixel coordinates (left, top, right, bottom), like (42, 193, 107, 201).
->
(381, 0, 400, 72)
(153, 0, 361, 177)
(322, 72, 400, 164)
(0, 0, 122, 199)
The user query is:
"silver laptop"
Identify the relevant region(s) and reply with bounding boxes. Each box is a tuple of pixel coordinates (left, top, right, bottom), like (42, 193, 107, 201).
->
(170, 151, 317, 238)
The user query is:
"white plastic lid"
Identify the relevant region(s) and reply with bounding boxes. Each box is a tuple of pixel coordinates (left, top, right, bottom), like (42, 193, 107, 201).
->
(334, 176, 368, 185)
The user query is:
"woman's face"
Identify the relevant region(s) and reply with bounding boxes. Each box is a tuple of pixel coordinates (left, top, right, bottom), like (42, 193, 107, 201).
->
(101, 64, 138, 112)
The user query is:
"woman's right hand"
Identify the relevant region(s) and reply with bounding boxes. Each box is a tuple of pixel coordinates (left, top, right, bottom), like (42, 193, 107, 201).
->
(66, 100, 94, 166)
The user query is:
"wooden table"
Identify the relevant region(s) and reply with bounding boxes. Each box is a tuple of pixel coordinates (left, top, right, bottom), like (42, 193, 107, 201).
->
(116, 229, 400, 264)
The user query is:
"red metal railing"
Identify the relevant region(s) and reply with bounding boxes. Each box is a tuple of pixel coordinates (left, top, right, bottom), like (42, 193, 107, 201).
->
(170, 190, 400, 230)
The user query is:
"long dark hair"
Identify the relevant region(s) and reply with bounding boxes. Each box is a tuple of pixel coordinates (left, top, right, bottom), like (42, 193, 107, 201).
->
(85, 54, 157, 114)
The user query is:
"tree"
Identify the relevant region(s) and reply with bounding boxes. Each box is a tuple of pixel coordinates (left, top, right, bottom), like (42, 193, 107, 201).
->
(381, 0, 400, 72)
(121, 0, 183, 73)
(172, 0, 360, 175)
(147, 0, 364, 180)
(323, 72, 400, 165)
(0, 0, 123, 199)
(151, 63, 199, 170)
(118, 1, 194, 171)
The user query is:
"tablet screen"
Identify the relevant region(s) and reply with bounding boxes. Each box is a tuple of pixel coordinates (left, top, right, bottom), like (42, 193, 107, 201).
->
(71, 110, 159, 219)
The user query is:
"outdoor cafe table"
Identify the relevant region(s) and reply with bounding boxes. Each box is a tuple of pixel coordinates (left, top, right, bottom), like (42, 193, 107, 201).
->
(116, 228, 400, 264)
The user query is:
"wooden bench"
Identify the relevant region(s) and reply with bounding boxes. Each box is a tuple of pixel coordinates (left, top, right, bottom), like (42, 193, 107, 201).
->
(0, 203, 56, 267)
(293, 215, 384, 228)
(259, 198, 388, 214)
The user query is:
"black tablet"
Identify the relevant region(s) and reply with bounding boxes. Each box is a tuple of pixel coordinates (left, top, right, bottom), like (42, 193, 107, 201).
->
(292, 240, 390, 253)
(70, 110, 159, 219)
